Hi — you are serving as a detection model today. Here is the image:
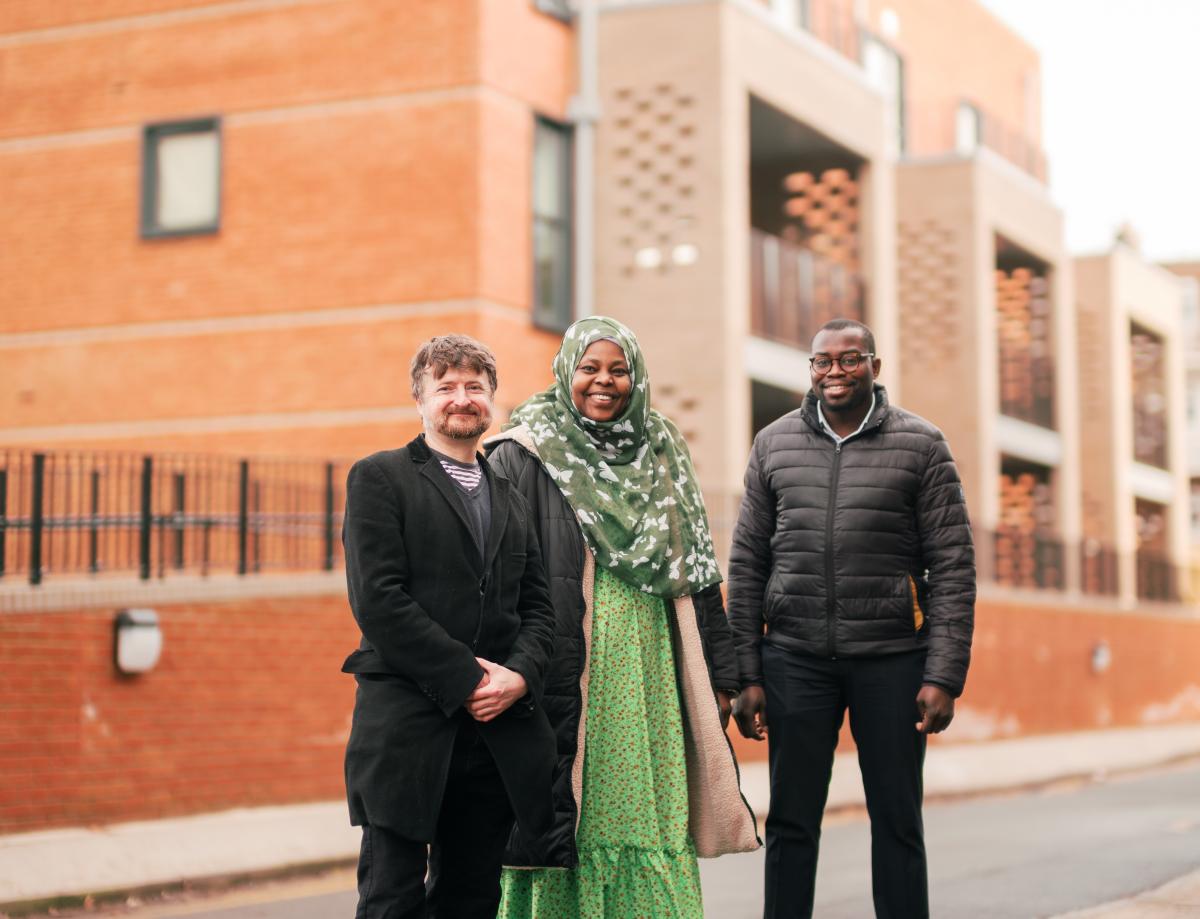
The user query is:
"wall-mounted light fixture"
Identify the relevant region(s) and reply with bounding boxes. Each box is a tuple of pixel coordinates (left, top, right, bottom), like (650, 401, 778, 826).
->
(114, 609, 162, 675)
(1090, 640, 1112, 675)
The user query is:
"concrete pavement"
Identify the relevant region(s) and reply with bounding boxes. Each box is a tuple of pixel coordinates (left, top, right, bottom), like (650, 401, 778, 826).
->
(1054, 868, 1200, 917)
(2, 721, 1200, 913)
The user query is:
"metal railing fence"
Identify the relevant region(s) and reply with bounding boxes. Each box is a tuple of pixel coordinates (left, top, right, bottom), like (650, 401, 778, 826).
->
(0, 449, 349, 585)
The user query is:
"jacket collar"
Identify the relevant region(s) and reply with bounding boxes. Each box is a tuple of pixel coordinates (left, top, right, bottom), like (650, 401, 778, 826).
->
(408, 434, 510, 574)
(799, 383, 890, 440)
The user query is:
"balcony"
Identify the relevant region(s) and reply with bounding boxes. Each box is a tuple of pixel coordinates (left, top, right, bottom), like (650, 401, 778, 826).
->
(1136, 551, 1179, 603)
(990, 459, 1062, 589)
(749, 227, 865, 349)
(748, 96, 868, 350)
(913, 100, 1047, 183)
(996, 238, 1055, 429)
(1130, 324, 1169, 469)
(975, 106, 1047, 183)
(984, 527, 1065, 591)
(1079, 541, 1120, 597)
(1135, 498, 1176, 602)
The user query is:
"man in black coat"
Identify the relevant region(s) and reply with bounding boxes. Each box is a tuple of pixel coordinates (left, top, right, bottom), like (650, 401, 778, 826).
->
(342, 335, 557, 919)
(728, 319, 975, 919)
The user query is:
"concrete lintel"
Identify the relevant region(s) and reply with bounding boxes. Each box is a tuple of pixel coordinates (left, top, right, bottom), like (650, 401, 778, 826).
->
(0, 572, 347, 615)
(744, 336, 810, 393)
(1128, 462, 1176, 504)
(996, 415, 1063, 467)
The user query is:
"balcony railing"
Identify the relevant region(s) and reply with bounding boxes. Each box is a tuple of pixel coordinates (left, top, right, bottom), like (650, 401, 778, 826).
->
(971, 530, 1187, 602)
(978, 110, 1047, 183)
(1136, 550, 1178, 602)
(0, 449, 348, 586)
(749, 228, 865, 350)
(978, 527, 1065, 591)
(1079, 541, 1120, 597)
(914, 101, 1047, 183)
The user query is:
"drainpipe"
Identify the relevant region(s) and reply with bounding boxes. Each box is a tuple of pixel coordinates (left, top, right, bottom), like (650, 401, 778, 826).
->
(569, 0, 600, 319)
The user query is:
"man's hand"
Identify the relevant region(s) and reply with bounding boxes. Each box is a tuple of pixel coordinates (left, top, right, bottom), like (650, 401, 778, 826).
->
(733, 685, 768, 741)
(915, 684, 954, 734)
(465, 658, 528, 722)
(716, 690, 735, 731)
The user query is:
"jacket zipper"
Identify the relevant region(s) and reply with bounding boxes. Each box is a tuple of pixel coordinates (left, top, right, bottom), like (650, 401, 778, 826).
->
(825, 442, 843, 659)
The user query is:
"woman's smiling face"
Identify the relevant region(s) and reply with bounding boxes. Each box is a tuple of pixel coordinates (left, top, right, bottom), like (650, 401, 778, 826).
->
(571, 338, 633, 422)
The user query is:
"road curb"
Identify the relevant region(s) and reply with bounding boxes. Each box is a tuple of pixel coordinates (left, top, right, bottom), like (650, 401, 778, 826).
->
(1050, 867, 1200, 917)
(0, 858, 356, 919)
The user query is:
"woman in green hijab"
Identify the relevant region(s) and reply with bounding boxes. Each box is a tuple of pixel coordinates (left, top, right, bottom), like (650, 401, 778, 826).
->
(488, 317, 759, 918)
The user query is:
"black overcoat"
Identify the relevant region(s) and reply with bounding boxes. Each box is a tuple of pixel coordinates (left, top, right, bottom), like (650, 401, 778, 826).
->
(341, 434, 557, 844)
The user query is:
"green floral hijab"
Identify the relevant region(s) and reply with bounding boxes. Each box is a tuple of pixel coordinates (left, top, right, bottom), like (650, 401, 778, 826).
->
(505, 316, 721, 598)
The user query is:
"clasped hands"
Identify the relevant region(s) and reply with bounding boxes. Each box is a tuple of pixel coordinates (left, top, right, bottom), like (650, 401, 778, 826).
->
(465, 657, 527, 722)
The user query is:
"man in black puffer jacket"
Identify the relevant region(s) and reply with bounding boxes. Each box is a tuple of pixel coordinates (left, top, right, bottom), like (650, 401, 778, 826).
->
(728, 318, 975, 919)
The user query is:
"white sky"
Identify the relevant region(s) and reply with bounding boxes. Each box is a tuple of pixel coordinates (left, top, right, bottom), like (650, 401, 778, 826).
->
(977, 0, 1200, 263)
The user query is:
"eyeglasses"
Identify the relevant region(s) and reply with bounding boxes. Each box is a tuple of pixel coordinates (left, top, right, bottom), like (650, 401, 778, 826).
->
(810, 352, 875, 374)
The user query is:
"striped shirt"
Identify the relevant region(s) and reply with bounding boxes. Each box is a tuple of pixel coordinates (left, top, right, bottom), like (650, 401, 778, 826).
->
(430, 448, 490, 559)
(438, 457, 482, 491)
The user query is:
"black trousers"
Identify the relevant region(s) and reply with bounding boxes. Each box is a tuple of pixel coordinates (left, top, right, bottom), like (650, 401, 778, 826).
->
(355, 720, 514, 919)
(761, 641, 928, 919)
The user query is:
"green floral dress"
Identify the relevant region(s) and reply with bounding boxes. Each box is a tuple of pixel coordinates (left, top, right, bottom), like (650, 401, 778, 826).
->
(497, 569, 703, 919)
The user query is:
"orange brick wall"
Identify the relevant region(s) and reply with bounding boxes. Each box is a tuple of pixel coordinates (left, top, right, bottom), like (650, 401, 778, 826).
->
(729, 596, 1200, 763)
(4, 588, 1199, 834)
(2, 104, 485, 334)
(0, 311, 555, 430)
(864, 0, 1041, 158)
(0, 1, 479, 142)
(1, 0, 571, 459)
(1, 1, 228, 34)
(0, 591, 360, 834)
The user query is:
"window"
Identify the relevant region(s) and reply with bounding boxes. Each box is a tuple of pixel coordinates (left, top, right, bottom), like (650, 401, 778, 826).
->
(534, 0, 572, 20)
(532, 117, 573, 331)
(141, 118, 221, 238)
(773, 0, 808, 30)
(1191, 478, 1200, 538)
(955, 101, 982, 155)
(861, 33, 905, 155)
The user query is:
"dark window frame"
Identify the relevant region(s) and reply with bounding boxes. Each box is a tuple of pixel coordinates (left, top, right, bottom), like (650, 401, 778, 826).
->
(532, 0, 572, 22)
(140, 116, 223, 239)
(531, 115, 574, 333)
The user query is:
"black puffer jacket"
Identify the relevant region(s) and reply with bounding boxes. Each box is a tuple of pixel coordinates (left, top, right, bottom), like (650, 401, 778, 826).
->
(727, 385, 975, 696)
(488, 436, 741, 868)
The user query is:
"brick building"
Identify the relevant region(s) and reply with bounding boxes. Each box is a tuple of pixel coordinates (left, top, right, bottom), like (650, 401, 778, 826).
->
(2, 0, 1198, 836)
(1, 0, 571, 459)
(1162, 260, 1200, 598)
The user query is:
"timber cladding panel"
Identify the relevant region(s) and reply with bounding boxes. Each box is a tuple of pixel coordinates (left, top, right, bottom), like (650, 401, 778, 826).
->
(0, 592, 359, 833)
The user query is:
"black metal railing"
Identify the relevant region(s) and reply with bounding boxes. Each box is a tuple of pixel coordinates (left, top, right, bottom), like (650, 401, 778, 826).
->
(1079, 540, 1120, 597)
(973, 530, 1184, 601)
(977, 527, 1065, 591)
(1136, 550, 1178, 603)
(0, 449, 349, 586)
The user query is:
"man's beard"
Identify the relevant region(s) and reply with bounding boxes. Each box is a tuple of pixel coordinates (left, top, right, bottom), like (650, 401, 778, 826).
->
(435, 410, 490, 440)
